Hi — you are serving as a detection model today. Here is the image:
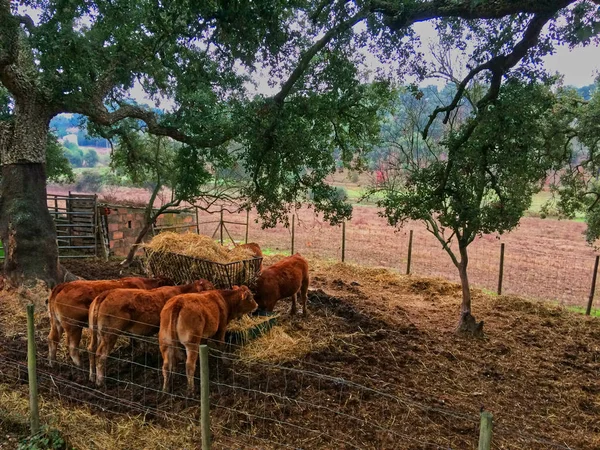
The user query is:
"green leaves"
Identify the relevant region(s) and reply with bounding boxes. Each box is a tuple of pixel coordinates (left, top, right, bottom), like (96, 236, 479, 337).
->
(377, 80, 566, 247)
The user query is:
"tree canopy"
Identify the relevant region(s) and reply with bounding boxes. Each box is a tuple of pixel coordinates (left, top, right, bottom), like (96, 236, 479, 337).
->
(2, 0, 600, 286)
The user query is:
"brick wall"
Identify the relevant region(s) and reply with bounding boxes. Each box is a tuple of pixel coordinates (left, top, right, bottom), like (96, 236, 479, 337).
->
(100, 204, 197, 257)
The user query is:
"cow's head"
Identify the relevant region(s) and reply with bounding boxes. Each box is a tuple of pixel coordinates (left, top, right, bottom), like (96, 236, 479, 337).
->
(233, 285, 258, 317)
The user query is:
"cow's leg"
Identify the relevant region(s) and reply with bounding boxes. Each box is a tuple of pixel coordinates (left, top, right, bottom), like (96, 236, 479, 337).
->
(290, 293, 298, 315)
(160, 340, 174, 393)
(96, 332, 119, 386)
(65, 325, 84, 368)
(301, 276, 309, 317)
(47, 320, 63, 368)
(184, 342, 199, 396)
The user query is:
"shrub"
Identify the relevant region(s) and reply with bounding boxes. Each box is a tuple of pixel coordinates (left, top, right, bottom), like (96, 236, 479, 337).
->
(348, 171, 360, 183)
(75, 171, 104, 192)
(83, 149, 99, 167)
(18, 427, 70, 450)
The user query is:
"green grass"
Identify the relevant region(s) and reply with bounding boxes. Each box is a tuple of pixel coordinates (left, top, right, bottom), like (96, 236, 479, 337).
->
(261, 247, 290, 256)
(566, 305, 600, 317)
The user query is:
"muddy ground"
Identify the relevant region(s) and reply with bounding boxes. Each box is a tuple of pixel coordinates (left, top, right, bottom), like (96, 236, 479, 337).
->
(0, 257, 599, 449)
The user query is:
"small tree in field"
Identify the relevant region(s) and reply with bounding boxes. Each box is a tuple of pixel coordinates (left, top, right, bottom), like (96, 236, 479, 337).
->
(374, 81, 568, 335)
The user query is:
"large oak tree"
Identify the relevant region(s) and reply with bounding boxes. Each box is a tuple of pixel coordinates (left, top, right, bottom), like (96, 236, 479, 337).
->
(0, 0, 598, 287)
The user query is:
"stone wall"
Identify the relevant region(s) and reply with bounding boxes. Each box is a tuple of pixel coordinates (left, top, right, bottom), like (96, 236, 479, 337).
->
(100, 204, 197, 257)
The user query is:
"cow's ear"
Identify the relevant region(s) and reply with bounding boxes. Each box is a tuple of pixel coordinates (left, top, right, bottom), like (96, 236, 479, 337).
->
(232, 285, 240, 290)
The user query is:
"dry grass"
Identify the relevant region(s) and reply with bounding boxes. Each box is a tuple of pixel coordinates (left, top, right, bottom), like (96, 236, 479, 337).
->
(144, 232, 254, 263)
(237, 326, 316, 363)
(0, 385, 200, 450)
(227, 314, 277, 332)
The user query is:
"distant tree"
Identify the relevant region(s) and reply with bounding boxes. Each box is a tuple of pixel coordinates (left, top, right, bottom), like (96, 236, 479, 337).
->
(373, 81, 569, 335)
(83, 149, 99, 167)
(75, 171, 104, 192)
(46, 134, 75, 183)
(63, 144, 84, 168)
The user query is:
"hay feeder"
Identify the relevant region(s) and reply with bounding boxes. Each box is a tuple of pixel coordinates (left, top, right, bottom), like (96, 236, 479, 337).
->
(226, 310, 278, 346)
(144, 248, 262, 289)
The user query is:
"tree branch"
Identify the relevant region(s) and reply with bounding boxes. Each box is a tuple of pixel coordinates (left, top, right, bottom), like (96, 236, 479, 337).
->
(422, 11, 555, 139)
(371, 0, 573, 30)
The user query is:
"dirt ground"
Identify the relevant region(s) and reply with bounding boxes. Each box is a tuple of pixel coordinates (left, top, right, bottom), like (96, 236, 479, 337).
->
(0, 257, 599, 449)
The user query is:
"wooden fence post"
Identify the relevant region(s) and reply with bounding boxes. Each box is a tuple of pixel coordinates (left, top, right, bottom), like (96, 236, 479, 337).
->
(587, 255, 600, 315)
(341, 221, 346, 263)
(26, 304, 40, 435)
(200, 344, 211, 450)
(497, 243, 505, 295)
(195, 207, 200, 235)
(291, 215, 295, 255)
(478, 410, 493, 450)
(406, 230, 413, 275)
(219, 207, 224, 245)
(245, 209, 249, 244)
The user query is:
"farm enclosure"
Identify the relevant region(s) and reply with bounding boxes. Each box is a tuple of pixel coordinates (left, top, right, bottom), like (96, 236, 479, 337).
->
(0, 257, 598, 449)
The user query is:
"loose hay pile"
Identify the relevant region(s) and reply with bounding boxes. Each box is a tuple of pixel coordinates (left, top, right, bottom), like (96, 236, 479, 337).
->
(144, 232, 254, 263)
(237, 326, 316, 362)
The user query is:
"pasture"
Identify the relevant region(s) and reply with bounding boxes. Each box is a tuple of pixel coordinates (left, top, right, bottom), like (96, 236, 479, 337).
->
(0, 256, 598, 449)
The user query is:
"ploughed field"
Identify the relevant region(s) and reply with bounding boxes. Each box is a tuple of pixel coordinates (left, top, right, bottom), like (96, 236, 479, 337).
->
(0, 257, 598, 449)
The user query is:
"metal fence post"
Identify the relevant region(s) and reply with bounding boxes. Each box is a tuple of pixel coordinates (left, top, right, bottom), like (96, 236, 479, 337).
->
(587, 255, 600, 315)
(200, 345, 211, 450)
(291, 215, 295, 255)
(478, 410, 493, 450)
(26, 304, 40, 435)
(406, 230, 413, 275)
(497, 243, 505, 295)
(341, 220, 346, 263)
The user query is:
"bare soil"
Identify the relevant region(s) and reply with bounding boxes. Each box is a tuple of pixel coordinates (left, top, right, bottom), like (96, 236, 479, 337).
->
(0, 257, 598, 449)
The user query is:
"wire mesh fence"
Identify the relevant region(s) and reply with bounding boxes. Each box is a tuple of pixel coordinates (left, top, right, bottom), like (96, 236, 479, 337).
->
(196, 205, 600, 308)
(0, 311, 582, 450)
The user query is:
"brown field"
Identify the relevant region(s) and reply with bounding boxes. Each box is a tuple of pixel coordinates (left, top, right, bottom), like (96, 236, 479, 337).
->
(0, 257, 599, 449)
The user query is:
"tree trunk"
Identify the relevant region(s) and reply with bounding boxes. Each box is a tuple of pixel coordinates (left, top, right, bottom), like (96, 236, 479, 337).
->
(455, 244, 484, 337)
(0, 102, 66, 287)
(122, 220, 153, 266)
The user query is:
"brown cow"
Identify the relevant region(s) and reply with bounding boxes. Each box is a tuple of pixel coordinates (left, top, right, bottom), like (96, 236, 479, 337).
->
(253, 253, 309, 316)
(88, 279, 215, 385)
(47, 277, 171, 368)
(159, 286, 257, 394)
(239, 242, 263, 270)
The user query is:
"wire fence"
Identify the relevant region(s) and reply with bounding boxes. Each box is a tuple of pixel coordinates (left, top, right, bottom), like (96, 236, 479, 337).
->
(0, 296, 586, 450)
(196, 206, 600, 309)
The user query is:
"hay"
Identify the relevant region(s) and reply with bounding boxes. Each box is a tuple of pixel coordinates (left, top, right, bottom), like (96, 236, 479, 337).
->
(0, 385, 200, 450)
(144, 232, 255, 263)
(237, 326, 315, 362)
(227, 314, 277, 332)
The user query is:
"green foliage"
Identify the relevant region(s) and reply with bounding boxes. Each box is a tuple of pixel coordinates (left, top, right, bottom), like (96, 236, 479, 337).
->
(75, 171, 104, 192)
(377, 80, 567, 251)
(46, 134, 75, 184)
(18, 427, 69, 450)
(83, 149, 99, 167)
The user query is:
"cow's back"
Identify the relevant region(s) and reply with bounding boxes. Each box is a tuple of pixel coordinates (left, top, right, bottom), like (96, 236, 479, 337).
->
(257, 254, 308, 299)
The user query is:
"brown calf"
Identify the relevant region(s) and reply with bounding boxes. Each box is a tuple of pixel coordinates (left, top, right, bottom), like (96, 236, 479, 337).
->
(47, 277, 171, 368)
(254, 253, 309, 315)
(88, 279, 215, 385)
(159, 286, 257, 394)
